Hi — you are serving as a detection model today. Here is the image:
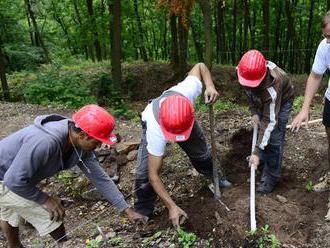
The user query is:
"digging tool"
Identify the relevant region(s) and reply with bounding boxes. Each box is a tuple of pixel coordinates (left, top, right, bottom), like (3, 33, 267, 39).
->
(250, 125, 258, 232)
(209, 104, 221, 199)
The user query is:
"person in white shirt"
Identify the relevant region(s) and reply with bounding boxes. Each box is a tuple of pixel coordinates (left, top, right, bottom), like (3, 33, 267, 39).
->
(134, 63, 231, 227)
(291, 11, 330, 220)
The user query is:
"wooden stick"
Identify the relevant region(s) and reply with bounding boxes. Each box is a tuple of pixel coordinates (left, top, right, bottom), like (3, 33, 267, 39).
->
(286, 118, 322, 129)
(250, 126, 258, 232)
(209, 104, 221, 199)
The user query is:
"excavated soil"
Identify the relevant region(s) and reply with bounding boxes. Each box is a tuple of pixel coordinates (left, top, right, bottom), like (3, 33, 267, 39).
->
(0, 102, 329, 247)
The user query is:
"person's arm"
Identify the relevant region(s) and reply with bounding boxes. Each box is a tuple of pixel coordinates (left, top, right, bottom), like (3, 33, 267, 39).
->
(188, 63, 219, 103)
(291, 72, 323, 131)
(79, 152, 145, 223)
(148, 154, 187, 227)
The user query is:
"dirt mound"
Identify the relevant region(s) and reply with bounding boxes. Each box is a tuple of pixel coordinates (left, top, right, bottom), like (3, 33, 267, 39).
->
(144, 128, 328, 247)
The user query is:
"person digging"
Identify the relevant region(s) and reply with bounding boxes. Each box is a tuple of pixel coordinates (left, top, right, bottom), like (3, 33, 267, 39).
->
(237, 50, 295, 193)
(290, 11, 330, 221)
(134, 63, 231, 227)
(0, 104, 144, 248)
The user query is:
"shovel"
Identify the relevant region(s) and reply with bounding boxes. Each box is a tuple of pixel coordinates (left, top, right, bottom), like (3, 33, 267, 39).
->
(209, 104, 221, 199)
(250, 125, 258, 232)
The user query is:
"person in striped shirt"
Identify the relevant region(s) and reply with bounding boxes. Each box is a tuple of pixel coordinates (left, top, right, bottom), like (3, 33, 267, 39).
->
(237, 50, 295, 193)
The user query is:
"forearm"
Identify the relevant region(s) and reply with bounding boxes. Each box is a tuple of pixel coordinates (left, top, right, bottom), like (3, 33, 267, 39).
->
(198, 63, 216, 89)
(149, 174, 176, 209)
(301, 72, 323, 112)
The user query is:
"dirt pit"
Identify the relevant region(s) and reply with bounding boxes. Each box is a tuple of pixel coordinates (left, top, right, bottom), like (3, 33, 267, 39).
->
(144, 128, 329, 247)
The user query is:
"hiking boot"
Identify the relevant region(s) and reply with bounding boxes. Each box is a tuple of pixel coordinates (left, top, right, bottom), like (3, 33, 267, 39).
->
(314, 173, 330, 192)
(257, 181, 276, 193)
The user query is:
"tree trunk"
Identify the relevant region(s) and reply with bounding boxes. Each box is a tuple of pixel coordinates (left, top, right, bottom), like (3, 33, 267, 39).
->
(24, 0, 50, 63)
(26, 10, 35, 46)
(328, 0, 330, 11)
(262, 0, 270, 52)
(273, 0, 282, 62)
(285, 0, 295, 71)
(86, 0, 102, 61)
(190, 20, 204, 62)
(231, 0, 237, 64)
(178, 19, 188, 78)
(108, 0, 122, 89)
(197, 0, 212, 68)
(250, 2, 256, 48)
(305, 0, 315, 73)
(0, 43, 10, 101)
(133, 0, 148, 61)
(163, 12, 168, 60)
(72, 0, 89, 58)
(243, 0, 249, 52)
(217, 1, 226, 64)
(170, 14, 179, 69)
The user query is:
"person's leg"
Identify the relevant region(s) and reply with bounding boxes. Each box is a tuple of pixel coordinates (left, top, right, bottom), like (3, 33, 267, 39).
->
(134, 122, 157, 217)
(49, 223, 67, 242)
(0, 220, 22, 248)
(258, 101, 291, 193)
(178, 121, 231, 187)
(314, 98, 330, 192)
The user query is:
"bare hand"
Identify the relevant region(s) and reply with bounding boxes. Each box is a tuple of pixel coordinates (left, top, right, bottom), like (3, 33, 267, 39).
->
(169, 205, 188, 228)
(204, 87, 219, 104)
(249, 154, 259, 169)
(251, 114, 260, 128)
(291, 110, 309, 132)
(124, 208, 148, 224)
(42, 196, 65, 222)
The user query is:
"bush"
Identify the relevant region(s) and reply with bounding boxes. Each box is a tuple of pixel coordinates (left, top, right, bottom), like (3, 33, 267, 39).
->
(23, 65, 97, 108)
(4, 44, 46, 72)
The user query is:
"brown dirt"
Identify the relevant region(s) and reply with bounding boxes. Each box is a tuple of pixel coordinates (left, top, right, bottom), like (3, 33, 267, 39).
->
(0, 101, 329, 247)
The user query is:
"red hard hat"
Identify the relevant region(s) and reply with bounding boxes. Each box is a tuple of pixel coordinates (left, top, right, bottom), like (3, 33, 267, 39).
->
(159, 95, 195, 142)
(72, 104, 117, 145)
(237, 50, 267, 87)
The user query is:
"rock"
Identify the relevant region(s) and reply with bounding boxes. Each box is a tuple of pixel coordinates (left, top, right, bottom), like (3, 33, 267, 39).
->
(115, 141, 140, 155)
(276, 194, 288, 203)
(116, 154, 128, 166)
(107, 230, 116, 238)
(127, 150, 138, 161)
(106, 163, 118, 177)
(95, 147, 111, 156)
(98, 155, 106, 163)
(81, 188, 105, 201)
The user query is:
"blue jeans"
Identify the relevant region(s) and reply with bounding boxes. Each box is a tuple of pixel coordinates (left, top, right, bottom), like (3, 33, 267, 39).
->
(260, 100, 292, 184)
(134, 121, 213, 217)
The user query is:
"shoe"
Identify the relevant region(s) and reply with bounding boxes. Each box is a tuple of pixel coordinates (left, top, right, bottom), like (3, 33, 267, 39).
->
(314, 173, 330, 192)
(325, 208, 330, 222)
(219, 179, 232, 188)
(257, 181, 276, 193)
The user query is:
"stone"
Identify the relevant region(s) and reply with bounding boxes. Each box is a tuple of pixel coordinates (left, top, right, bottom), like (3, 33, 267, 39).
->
(116, 154, 128, 166)
(115, 141, 140, 155)
(276, 194, 288, 203)
(81, 188, 105, 201)
(127, 150, 138, 161)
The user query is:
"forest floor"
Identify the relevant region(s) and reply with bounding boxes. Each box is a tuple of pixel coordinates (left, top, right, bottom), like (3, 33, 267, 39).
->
(0, 101, 329, 248)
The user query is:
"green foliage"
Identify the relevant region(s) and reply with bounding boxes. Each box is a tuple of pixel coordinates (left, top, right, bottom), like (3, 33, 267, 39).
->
(85, 238, 102, 248)
(176, 228, 197, 248)
(293, 96, 304, 113)
(306, 180, 314, 192)
(21, 63, 96, 108)
(109, 236, 124, 246)
(195, 96, 248, 113)
(246, 224, 281, 248)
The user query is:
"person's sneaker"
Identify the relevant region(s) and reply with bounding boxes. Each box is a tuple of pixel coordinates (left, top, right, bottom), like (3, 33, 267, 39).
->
(314, 173, 330, 192)
(219, 179, 232, 188)
(257, 181, 276, 193)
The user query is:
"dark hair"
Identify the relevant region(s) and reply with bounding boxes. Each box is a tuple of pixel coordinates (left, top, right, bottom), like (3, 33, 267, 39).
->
(322, 11, 330, 29)
(68, 121, 84, 134)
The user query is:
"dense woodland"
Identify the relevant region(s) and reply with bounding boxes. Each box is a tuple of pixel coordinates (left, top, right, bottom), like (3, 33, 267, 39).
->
(0, 0, 329, 105)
